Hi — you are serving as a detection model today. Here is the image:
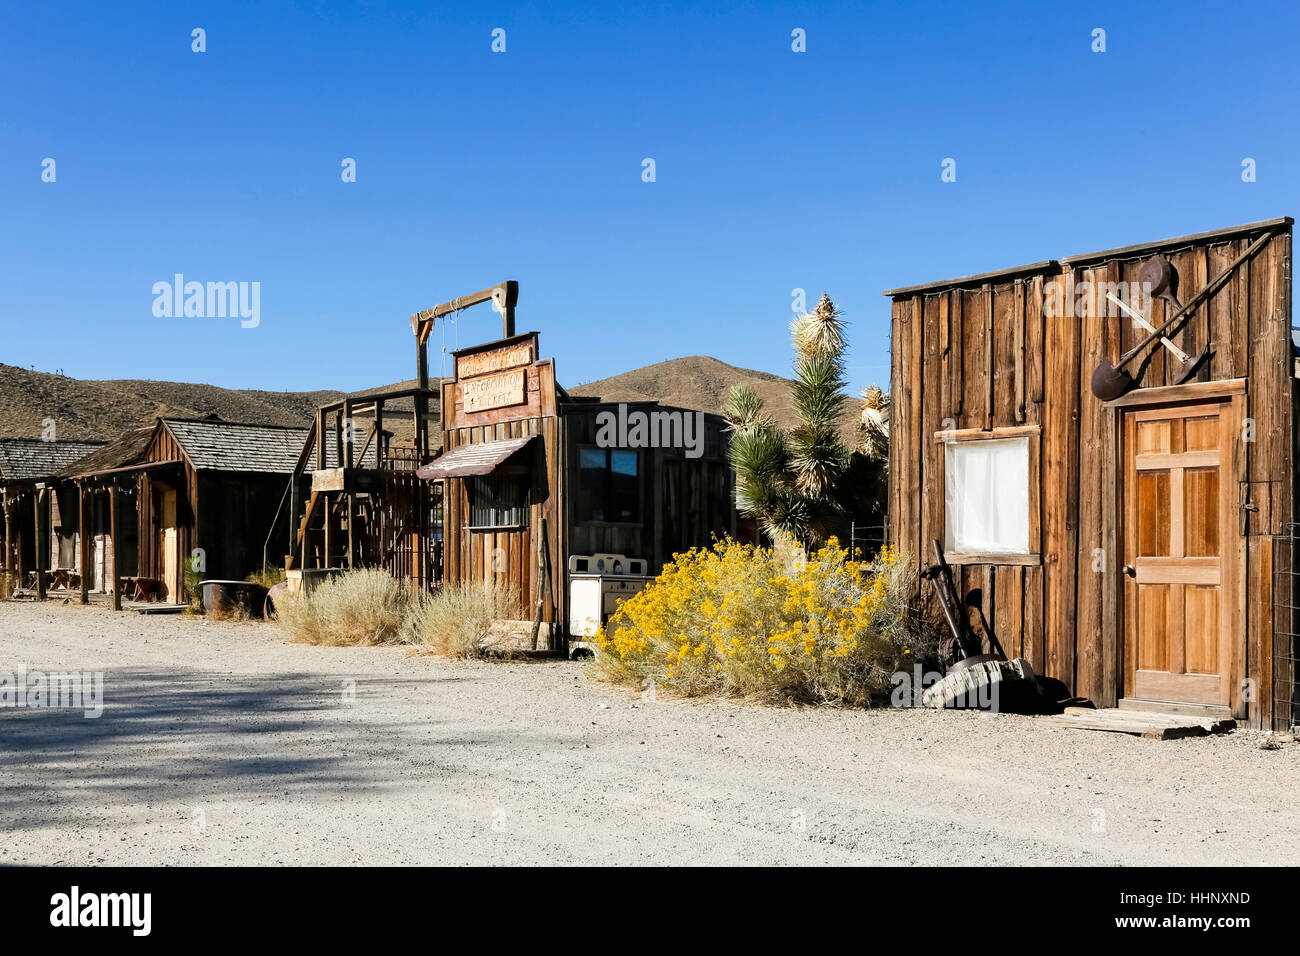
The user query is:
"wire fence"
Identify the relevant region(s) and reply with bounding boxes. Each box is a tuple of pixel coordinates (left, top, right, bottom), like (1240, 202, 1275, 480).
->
(1273, 524, 1299, 732)
(846, 523, 887, 560)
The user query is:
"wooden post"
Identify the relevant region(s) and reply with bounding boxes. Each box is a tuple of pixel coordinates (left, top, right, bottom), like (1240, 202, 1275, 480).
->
(110, 484, 121, 611)
(34, 487, 46, 601)
(415, 344, 430, 461)
(2, 489, 11, 573)
(374, 401, 384, 468)
(346, 493, 356, 570)
(316, 409, 326, 470)
(343, 400, 354, 469)
(323, 498, 333, 569)
(78, 483, 90, 604)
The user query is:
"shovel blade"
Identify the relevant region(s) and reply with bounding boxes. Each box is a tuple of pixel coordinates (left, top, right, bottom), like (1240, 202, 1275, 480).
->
(1090, 360, 1133, 401)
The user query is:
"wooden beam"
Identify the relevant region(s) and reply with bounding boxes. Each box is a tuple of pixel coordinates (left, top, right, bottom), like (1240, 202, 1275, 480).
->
(1102, 377, 1247, 408)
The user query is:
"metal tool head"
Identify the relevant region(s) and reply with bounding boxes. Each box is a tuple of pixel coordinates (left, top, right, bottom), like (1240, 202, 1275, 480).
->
(1090, 358, 1134, 401)
(1139, 254, 1180, 304)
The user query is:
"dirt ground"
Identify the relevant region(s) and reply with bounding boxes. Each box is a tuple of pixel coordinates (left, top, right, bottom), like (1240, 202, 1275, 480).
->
(2, 600, 1297, 866)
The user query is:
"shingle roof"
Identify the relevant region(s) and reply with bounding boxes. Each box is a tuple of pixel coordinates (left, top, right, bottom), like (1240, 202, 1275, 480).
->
(0, 438, 107, 482)
(59, 425, 155, 477)
(162, 419, 309, 474)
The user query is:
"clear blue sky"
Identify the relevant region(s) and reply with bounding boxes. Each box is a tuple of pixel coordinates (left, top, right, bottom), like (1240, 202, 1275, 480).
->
(1, 1, 1296, 396)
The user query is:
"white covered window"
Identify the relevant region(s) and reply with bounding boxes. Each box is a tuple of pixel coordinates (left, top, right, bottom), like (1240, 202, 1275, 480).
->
(944, 437, 1030, 555)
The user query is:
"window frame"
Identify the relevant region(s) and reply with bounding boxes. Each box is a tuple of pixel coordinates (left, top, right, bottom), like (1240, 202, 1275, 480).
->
(574, 445, 643, 527)
(465, 470, 531, 531)
(933, 425, 1041, 566)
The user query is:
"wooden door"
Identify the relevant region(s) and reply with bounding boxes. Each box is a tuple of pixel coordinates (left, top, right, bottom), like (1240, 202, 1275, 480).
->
(157, 487, 179, 601)
(1123, 401, 1234, 706)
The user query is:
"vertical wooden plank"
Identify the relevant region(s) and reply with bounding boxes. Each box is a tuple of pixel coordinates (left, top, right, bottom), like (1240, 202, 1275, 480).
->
(962, 288, 988, 433)
(1207, 240, 1241, 381)
(1043, 269, 1080, 694)
(920, 294, 943, 619)
(994, 564, 1023, 659)
(983, 284, 994, 431)
(1100, 405, 1121, 706)
(1014, 279, 1026, 423)
(1027, 274, 1045, 408)
(908, 296, 924, 567)
(951, 290, 965, 419)
(939, 293, 951, 428)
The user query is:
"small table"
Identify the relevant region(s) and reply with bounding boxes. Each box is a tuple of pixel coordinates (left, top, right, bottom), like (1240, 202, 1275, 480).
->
(50, 569, 81, 590)
(120, 576, 160, 602)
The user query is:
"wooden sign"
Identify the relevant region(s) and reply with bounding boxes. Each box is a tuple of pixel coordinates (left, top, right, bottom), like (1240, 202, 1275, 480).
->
(461, 368, 526, 413)
(457, 340, 535, 380)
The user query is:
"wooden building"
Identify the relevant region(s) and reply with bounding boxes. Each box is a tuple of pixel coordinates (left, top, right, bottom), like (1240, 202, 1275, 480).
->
(74, 418, 309, 603)
(285, 384, 440, 587)
(425, 331, 734, 646)
(0, 438, 106, 596)
(885, 217, 1297, 729)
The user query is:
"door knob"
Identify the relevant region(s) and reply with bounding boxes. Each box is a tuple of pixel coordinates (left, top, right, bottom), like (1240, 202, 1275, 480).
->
(1122, 564, 1136, 578)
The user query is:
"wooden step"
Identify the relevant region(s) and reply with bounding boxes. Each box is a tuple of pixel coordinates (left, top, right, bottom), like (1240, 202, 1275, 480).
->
(1050, 706, 1236, 740)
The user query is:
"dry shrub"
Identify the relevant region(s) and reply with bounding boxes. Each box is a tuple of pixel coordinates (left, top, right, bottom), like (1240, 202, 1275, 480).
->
(595, 539, 934, 706)
(407, 579, 521, 658)
(275, 568, 413, 646)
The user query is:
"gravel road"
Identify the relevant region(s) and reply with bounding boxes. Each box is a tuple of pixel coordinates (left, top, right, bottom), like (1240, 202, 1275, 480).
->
(2, 600, 1297, 866)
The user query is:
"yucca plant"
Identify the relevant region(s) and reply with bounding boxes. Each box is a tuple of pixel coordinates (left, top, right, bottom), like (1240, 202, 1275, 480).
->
(726, 293, 852, 546)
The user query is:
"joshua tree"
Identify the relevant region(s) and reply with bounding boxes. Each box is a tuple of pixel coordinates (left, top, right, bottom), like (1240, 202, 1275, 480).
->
(725, 293, 850, 546)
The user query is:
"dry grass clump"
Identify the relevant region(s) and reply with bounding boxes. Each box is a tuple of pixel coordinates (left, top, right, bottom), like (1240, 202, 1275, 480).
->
(407, 580, 522, 659)
(275, 569, 413, 646)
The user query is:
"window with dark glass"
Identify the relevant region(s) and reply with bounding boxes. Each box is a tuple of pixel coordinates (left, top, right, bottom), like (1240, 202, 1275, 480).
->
(468, 473, 529, 529)
(576, 447, 640, 524)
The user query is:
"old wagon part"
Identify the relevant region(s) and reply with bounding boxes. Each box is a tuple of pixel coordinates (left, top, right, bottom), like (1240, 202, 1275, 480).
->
(919, 539, 988, 667)
(921, 657, 1036, 710)
(1089, 229, 1276, 400)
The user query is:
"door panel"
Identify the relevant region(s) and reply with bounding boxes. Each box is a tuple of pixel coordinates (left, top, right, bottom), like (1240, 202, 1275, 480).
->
(1123, 402, 1231, 707)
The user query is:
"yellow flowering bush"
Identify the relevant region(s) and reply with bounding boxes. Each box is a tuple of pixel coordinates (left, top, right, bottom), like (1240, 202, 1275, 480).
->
(595, 539, 931, 706)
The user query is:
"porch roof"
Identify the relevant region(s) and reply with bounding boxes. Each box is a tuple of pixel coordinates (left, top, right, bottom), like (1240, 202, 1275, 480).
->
(416, 435, 537, 479)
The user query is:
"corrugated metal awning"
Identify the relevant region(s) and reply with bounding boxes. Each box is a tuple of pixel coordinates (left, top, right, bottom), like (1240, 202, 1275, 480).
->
(416, 435, 537, 479)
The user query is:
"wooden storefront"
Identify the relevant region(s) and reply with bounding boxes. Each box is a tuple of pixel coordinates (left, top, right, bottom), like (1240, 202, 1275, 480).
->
(429, 331, 735, 646)
(885, 217, 1296, 729)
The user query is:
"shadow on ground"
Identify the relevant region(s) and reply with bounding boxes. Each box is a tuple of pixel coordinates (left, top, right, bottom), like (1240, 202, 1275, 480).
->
(0, 665, 557, 830)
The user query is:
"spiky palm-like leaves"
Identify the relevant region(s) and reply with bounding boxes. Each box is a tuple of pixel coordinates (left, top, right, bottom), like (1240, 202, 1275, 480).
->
(857, 384, 890, 462)
(727, 293, 852, 546)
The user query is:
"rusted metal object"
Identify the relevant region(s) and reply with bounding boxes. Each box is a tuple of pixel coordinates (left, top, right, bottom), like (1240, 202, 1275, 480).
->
(920, 540, 989, 668)
(1090, 231, 1274, 400)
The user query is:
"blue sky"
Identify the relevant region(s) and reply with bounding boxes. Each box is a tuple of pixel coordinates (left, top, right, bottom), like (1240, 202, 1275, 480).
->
(1, 0, 1296, 396)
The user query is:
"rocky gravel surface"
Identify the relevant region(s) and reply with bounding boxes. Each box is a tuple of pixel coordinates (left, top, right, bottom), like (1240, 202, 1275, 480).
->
(2, 600, 1298, 866)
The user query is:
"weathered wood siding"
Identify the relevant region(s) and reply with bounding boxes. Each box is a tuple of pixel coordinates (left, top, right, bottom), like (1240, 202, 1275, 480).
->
(888, 219, 1294, 727)
(441, 357, 564, 635)
(560, 404, 734, 573)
